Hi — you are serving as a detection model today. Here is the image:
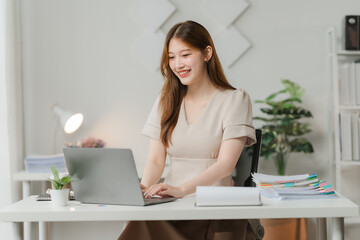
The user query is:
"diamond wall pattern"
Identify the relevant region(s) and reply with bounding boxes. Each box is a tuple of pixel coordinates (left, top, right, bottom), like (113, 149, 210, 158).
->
(213, 26, 251, 68)
(129, 0, 176, 70)
(129, 0, 176, 32)
(132, 30, 166, 70)
(129, 0, 251, 70)
(204, 0, 249, 27)
(205, 0, 251, 68)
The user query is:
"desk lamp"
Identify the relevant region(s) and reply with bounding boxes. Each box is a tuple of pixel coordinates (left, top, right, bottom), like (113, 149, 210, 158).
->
(51, 104, 84, 134)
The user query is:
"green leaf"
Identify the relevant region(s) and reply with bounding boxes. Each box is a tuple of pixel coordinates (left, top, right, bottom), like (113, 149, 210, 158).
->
(282, 122, 312, 136)
(265, 89, 287, 101)
(289, 138, 314, 153)
(259, 106, 313, 118)
(282, 103, 292, 109)
(262, 151, 276, 159)
(49, 179, 60, 190)
(61, 176, 72, 185)
(51, 166, 60, 182)
(282, 79, 305, 98)
(49, 166, 72, 189)
(253, 117, 280, 122)
(281, 118, 291, 125)
(292, 97, 302, 103)
(278, 98, 302, 105)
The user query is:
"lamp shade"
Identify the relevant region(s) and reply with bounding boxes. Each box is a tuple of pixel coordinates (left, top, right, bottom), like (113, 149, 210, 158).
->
(52, 104, 84, 134)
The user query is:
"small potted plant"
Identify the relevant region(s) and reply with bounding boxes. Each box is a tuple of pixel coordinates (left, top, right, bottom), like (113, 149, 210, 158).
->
(48, 166, 72, 207)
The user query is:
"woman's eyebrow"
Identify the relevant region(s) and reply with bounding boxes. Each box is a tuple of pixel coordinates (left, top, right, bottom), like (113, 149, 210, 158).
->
(168, 49, 192, 54)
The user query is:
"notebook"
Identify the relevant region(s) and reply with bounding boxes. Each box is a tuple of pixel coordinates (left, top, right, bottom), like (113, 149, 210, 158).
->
(196, 186, 262, 207)
(63, 148, 176, 206)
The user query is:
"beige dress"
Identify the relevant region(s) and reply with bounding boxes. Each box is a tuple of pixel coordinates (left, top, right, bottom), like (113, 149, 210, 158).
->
(119, 89, 257, 240)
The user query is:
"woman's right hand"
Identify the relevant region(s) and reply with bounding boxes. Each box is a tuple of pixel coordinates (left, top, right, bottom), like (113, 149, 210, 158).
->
(144, 183, 186, 199)
(140, 183, 148, 194)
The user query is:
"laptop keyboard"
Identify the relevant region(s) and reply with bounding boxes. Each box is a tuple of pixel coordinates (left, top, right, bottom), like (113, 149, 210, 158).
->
(144, 197, 176, 205)
(37, 192, 175, 205)
(37, 194, 76, 201)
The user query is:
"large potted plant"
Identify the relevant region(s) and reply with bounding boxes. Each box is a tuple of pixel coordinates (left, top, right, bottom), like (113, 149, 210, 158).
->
(48, 166, 72, 207)
(255, 79, 313, 239)
(254, 79, 314, 176)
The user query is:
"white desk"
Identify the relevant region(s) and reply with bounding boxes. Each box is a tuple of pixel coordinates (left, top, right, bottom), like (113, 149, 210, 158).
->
(13, 171, 52, 240)
(13, 169, 170, 240)
(0, 194, 358, 240)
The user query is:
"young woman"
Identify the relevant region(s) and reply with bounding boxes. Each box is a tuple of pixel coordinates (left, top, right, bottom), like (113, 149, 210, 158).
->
(119, 20, 257, 240)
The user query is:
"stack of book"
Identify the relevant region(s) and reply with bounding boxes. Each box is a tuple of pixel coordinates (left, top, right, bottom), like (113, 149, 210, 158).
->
(339, 60, 360, 106)
(338, 59, 360, 161)
(339, 112, 360, 161)
(24, 154, 67, 173)
(252, 173, 337, 200)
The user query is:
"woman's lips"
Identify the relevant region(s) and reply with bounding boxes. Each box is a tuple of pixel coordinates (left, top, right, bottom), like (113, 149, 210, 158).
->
(178, 70, 191, 78)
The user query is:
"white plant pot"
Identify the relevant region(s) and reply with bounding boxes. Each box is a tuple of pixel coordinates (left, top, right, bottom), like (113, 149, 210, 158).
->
(50, 188, 69, 207)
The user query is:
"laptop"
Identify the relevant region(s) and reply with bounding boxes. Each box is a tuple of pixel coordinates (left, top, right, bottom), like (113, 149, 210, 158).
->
(63, 148, 176, 206)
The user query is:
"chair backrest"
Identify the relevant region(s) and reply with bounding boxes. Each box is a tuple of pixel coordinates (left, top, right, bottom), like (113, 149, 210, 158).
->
(233, 129, 262, 187)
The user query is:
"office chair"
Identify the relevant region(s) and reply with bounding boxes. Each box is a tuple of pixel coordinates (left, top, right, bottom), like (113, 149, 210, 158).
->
(232, 129, 264, 240)
(233, 129, 262, 187)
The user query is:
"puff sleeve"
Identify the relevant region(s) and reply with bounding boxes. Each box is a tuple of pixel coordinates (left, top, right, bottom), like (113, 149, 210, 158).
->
(141, 95, 161, 141)
(222, 89, 256, 146)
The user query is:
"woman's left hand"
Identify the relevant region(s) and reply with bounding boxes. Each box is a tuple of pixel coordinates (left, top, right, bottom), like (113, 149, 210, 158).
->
(144, 183, 185, 199)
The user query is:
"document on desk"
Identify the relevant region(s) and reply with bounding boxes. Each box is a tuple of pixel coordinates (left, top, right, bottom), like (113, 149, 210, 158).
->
(196, 186, 261, 207)
(252, 173, 337, 200)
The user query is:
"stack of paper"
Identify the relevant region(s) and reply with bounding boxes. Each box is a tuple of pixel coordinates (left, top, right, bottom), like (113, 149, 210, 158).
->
(24, 154, 67, 173)
(196, 186, 261, 206)
(252, 173, 337, 200)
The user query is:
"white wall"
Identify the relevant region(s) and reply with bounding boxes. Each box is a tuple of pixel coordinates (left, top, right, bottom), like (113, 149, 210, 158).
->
(0, 1, 14, 235)
(2, 0, 23, 239)
(0, 64, 15, 240)
(18, 0, 360, 239)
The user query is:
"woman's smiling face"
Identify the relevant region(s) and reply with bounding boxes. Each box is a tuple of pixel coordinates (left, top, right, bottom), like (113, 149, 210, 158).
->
(168, 38, 208, 86)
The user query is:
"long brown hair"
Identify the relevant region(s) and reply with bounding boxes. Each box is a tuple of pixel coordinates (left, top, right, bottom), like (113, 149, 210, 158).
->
(159, 20, 235, 147)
